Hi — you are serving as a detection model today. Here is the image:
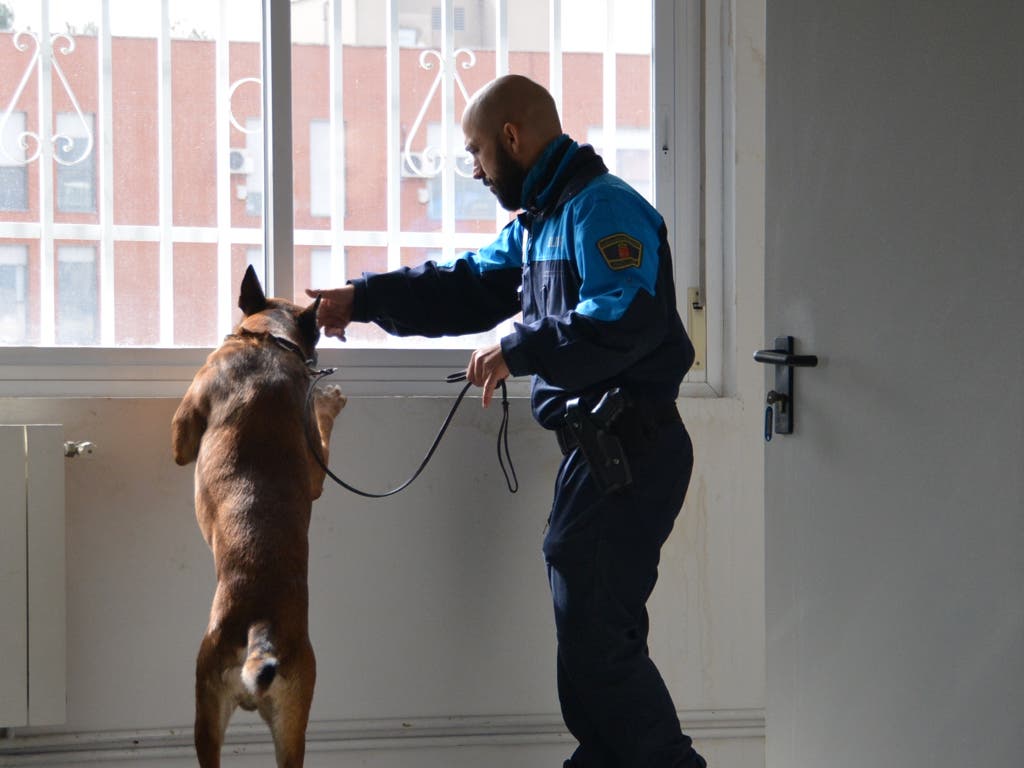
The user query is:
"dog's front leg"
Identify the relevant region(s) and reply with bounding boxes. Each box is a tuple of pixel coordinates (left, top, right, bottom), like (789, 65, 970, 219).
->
(308, 384, 346, 498)
(172, 374, 210, 465)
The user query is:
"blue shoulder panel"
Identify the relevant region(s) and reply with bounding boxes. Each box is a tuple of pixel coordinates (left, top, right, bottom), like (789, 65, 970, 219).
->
(567, 175, 663, 322)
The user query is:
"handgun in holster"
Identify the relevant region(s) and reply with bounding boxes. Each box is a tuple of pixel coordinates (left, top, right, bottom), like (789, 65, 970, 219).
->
(564, 388, 633, 494)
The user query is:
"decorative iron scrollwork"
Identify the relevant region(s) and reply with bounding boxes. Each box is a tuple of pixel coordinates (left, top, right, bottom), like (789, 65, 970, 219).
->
(0, 29, 94, 167)
(402, 47, 476, 179)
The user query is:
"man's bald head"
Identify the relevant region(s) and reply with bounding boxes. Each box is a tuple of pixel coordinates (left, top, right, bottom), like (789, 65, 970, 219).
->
(462, 75, 563, 170)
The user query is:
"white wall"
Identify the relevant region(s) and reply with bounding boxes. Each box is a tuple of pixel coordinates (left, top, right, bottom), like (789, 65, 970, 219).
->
(0, 4, 767, 765)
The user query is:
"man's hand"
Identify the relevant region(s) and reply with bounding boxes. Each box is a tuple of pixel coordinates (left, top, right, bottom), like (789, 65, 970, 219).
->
(305, 286, 354, 341)
(467, 343, 510, 408)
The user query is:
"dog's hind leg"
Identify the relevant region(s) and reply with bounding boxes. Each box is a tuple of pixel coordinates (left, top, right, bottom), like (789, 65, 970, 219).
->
(262, 639, 316, 768)
(194, 631, 236, 768)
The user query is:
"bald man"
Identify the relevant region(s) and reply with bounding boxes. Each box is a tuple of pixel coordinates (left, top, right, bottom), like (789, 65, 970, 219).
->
(309, 75, 706, 768)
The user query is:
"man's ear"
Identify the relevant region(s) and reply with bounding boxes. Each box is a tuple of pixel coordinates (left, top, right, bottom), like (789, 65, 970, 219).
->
(298, 294, 321, 346)
(502, 121, 521, 154)
(238, 264, 267, 316)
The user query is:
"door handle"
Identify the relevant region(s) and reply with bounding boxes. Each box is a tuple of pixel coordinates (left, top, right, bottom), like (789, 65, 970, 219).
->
(752, 349, 819, 367)
(754, 336, 818, 440)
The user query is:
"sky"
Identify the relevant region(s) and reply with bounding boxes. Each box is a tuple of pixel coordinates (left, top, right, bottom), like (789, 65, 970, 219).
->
(1, 0, 650, 52)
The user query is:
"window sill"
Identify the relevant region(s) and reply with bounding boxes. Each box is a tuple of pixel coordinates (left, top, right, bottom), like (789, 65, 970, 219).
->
(0, 346, 720, 400)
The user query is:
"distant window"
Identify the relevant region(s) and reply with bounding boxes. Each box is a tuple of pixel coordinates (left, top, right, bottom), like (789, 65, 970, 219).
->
(426, 173, 495, 221)
(56, 112, 96, 213)
(0, 112, 28, 211)
(431, 7, 465, 31)
(0, 245, 28, 343)
(422, 122, 493, 221)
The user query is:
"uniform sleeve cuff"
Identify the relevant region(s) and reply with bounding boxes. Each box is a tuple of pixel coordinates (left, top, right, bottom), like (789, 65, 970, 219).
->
(500, 332, 531, 377)
(346, 277, 370, 323)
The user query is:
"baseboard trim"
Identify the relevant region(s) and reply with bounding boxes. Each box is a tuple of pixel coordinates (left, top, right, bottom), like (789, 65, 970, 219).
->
(0, 710, 765, 765)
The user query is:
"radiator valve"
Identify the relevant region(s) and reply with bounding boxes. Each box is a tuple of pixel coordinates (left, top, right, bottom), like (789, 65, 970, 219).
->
(64, 440, 96, 458)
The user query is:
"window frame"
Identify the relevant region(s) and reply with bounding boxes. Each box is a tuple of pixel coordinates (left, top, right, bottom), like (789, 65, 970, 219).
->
(0, 0, 734, 399)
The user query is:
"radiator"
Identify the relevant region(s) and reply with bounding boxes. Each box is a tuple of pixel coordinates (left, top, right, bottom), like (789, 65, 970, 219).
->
(0, 424, 66, 727)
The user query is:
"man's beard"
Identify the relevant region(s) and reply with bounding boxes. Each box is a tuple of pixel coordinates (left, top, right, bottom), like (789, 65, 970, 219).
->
(487, 142, 528, 211)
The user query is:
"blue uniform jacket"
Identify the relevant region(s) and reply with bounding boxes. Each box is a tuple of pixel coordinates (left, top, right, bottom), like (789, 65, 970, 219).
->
(348, 135, 695, 429)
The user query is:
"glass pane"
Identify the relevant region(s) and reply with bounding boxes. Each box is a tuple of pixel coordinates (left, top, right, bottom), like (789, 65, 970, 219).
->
(172, 241, 217, 346)
(335, 245, 389, 346)
(286, 0, 654, 351)
(0, 241, 30, 343)
(113, 240, 159, 345)
(55, 242, 99, 344)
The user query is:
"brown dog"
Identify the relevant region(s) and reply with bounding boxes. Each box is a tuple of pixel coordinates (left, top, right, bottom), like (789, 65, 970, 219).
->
(172, 265, 345, 768)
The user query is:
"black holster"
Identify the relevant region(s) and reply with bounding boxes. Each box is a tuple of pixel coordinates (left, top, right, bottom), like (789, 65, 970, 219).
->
(562, 388, 633, 495)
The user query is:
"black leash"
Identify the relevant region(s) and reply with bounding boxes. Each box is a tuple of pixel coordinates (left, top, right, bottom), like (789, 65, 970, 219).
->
(304, 368, 518, 498)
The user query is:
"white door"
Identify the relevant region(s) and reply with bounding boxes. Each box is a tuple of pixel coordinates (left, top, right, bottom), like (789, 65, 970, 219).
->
(763, 3, 1023, 768)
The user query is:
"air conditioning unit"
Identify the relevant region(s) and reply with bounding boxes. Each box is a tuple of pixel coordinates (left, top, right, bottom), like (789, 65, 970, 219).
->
(401, 151, 424, 178)
(229, 148, 254, 175)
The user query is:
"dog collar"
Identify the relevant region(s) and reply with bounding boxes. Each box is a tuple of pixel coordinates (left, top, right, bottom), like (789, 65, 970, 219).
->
(225, 330, 319, 369)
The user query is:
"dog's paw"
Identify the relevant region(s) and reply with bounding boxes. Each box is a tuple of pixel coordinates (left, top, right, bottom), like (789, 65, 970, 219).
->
(315, 384, 347, 418)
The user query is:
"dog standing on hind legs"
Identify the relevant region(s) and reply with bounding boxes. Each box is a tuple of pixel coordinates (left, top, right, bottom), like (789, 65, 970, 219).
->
(172, 265, 346, 767)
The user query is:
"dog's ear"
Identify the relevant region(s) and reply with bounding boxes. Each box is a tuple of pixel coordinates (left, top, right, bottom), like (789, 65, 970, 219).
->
(238, 265, 267, 316)
(298, 294, 321, 346)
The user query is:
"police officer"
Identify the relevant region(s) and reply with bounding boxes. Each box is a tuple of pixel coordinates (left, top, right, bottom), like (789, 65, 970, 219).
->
(308, 74, 706, 768)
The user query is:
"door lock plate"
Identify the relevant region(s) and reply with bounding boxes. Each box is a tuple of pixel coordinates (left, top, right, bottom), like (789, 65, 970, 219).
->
(687, 287, 706, 371)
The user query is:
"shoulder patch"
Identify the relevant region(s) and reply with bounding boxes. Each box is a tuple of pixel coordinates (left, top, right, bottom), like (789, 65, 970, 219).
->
(596, 233, 643, 270)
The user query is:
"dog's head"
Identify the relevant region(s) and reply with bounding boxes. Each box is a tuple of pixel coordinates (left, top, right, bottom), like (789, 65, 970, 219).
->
(236, 265, 321, 359)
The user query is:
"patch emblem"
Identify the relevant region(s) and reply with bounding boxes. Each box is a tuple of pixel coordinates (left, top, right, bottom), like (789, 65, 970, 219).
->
(596, 233, 643, 270)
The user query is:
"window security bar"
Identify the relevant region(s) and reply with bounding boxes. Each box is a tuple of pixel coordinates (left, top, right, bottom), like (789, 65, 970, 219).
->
(0, 0, 661, 352)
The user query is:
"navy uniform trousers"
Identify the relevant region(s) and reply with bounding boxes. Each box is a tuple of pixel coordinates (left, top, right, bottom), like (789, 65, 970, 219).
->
(544, 413, 707, 768)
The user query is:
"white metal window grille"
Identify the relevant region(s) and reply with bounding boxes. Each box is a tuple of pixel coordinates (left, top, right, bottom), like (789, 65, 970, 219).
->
(0, 0, 732, 397)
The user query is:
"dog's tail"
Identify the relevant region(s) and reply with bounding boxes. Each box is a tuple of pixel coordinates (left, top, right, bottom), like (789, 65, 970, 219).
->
(241, 621, 278, 696)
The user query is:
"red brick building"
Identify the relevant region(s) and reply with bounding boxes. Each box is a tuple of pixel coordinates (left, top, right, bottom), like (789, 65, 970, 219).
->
(0, 23, 650, 346)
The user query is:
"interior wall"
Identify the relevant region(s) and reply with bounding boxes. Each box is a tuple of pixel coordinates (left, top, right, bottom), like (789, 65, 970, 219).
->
(0, 4, 767, 765)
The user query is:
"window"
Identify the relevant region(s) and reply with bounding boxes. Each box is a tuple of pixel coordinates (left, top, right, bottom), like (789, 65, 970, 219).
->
(0, 112, 28, 211)
(56, 112, 96, 213)
(0, 0, 733, 398)
(0, 245, 27, 342)
(431, 6, 465, 32)
(588, 127, 653, 204)
(422, 123, 494, 221)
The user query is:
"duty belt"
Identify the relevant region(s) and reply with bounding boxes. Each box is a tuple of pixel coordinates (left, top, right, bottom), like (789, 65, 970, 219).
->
(555, 399, 681, 456)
